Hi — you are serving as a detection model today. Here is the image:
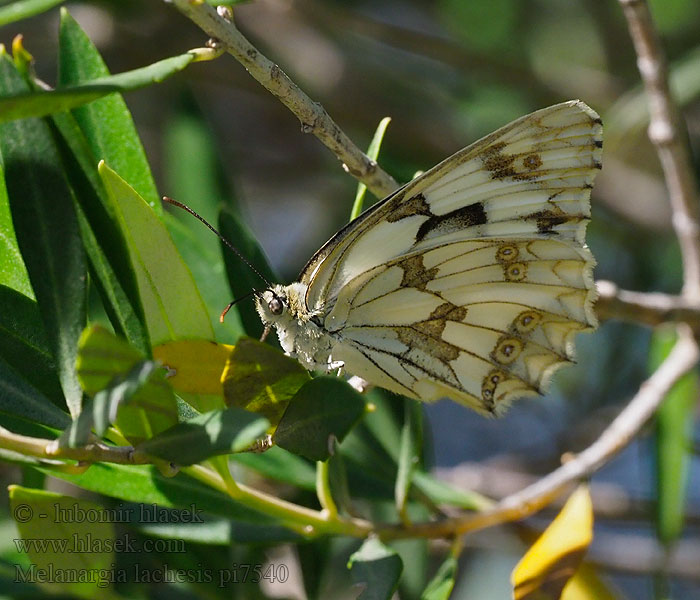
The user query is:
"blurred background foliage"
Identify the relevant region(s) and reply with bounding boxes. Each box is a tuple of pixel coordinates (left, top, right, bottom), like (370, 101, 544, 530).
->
(1, 0, 699, 598)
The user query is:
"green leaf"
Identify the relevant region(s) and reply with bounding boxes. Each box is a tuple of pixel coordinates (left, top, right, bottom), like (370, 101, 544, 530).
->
(0, 0, 64, 26)
(395, 399, 423, 519)
(50, 110, 149, 355)
(75, 326, 178, 446)
(0, 357, 70, 429)
(348, 537, 403, 600)
(230, 445, 316, 490)
(649, 325, 698, 544)
(0, 54, 199, 125)
(58, 8, 160, 212)
(38, 461, 289, 527)
(219, 208, 278, 338)
(411, 471, 491, 511)
(273, 376, 365, 462)
(138, 406, 269, 465)
(0, 160, 32, 297)
(0, 52, 86, 418)
(222, 337, 310, 425)
(61, 360, 159, 447)
(421, 556, 457, 600)
(0, 285, 63, 403)
(9, 485, 115, 596)
(98, 163, 213, 345)
(351, 116, 391, 219)
(162, 98, 245, 339)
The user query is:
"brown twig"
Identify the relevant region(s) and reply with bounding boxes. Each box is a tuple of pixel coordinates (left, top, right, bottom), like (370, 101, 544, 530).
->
(167, 0, 398, 199)
(380, 325, 699, 539)
(596, 279, 700, 328)
(619, 0, 700, 301)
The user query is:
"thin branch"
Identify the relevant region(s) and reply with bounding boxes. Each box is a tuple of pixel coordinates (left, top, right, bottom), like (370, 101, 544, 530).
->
(167, 0, 398, 199)
(596, 279, 700, 328)
(380, 324, 699, 540)
(618, 0, 700, 301)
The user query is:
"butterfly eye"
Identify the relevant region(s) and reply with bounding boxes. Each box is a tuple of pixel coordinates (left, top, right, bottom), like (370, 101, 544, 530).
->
(268, 296, 284, 316)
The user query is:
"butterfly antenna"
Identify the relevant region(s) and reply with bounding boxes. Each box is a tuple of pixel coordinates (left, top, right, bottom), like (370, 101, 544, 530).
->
(163, 196, 272, 288)
(219, 290, 257, 323)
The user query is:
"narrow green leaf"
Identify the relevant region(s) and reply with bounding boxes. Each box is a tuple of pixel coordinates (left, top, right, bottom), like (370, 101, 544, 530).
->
(0, 285, 63, 403)
(39, 461, 288, 526)
(0, 52, 86, 418)
(395, 399, 423, 519)
(0, 357, 70, 429)
(162, 99, 244, 339)
(58, 8, 160, 212)
(222, 337, 310, 425)
(411, 471, 491, 511)
(649, 325, 698, 544)
(230, 445, 316, 490)
(0, 53, 198, 124)
(0, 0, 64, 26)
(0, 160, 32, 297)
(350, 116, 391, 219)
(50, 110, 149, 354)
(273, 376, 365, 462)
(75, 326, 178, 446)
(138, 407, 269, 465)
(219, 208, 278, 338)
(9, 486, 115, 596)
(421, 556, 457, 600)
(98, 163, 213, 345)
(348, 537, 403, 600)
(327, 437, 353, 514)
(75, 203, 150, 354)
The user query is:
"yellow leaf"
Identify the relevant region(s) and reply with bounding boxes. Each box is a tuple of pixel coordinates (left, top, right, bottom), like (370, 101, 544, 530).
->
(154, 340, 233, 395)
(512, 484, 593, 600)
(561, 564, 621, 600)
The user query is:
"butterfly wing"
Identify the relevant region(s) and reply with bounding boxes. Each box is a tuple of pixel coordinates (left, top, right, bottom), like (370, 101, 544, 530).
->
(300, 101, 602, 413)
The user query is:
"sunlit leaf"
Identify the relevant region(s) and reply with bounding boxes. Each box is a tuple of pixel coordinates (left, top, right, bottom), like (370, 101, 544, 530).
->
(98, 163, 213, 345)
(154, 340, 232, 396)
(512, 485, 593, 600)
(222, 337, 309, 425)
(351, 116, 391, 219)
(75, 326, 178, 446)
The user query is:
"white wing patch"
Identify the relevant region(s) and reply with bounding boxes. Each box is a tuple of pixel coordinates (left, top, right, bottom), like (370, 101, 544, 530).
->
(276, 101, 602, 414)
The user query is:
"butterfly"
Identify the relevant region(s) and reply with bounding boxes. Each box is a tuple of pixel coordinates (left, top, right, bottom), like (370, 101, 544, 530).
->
(255, 101, 602, 415)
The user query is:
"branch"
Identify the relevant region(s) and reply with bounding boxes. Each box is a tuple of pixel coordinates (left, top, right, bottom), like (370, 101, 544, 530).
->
(167, 0, 398, 199)
(619, 0, 700, 301)
(596, 279, 700, 328)
(380, 324, 699, 539)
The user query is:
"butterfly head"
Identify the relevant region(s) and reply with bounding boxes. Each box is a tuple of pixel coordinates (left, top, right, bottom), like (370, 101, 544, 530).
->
(255, 286, 288, 324)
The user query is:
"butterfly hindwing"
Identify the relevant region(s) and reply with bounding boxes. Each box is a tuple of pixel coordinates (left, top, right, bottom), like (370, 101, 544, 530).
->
(284, 101, 601, 413)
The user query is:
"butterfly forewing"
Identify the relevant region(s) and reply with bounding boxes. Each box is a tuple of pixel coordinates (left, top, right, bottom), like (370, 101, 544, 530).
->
(296, 101, 601, 413)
